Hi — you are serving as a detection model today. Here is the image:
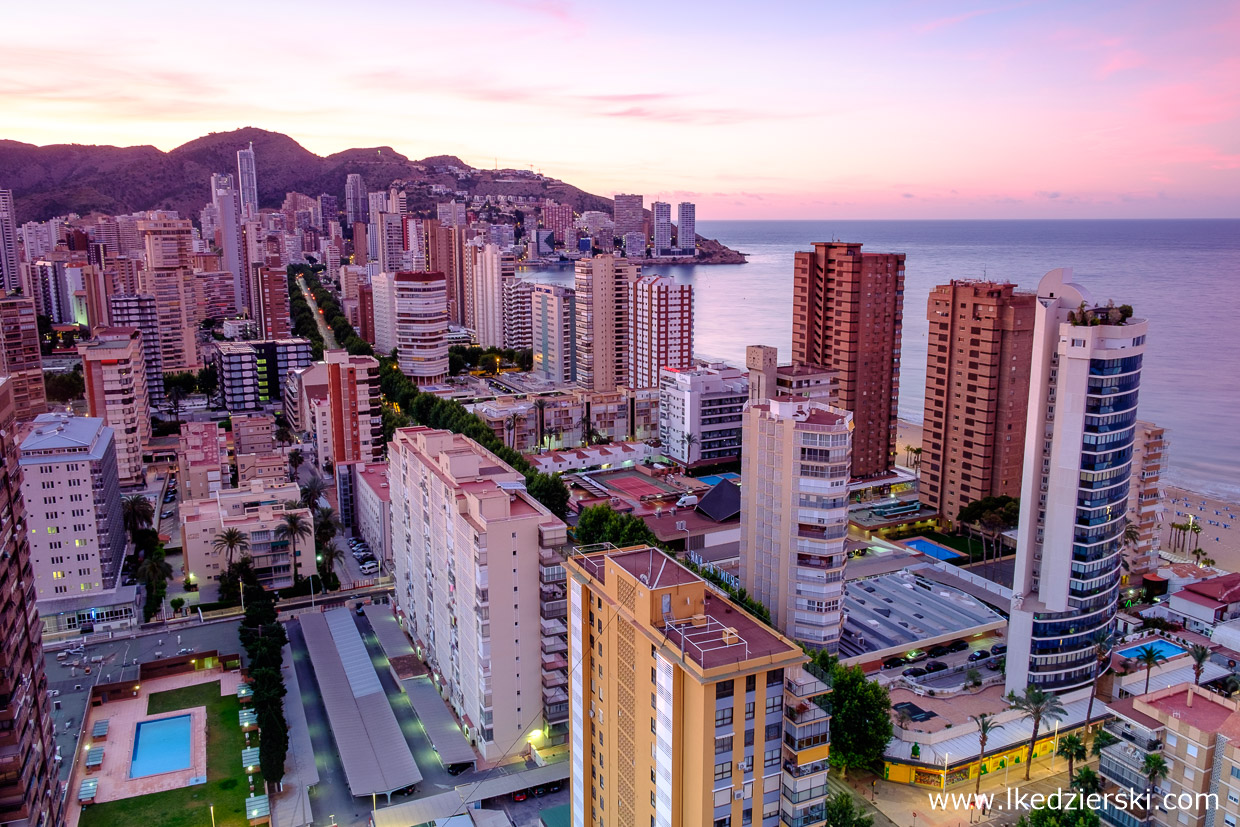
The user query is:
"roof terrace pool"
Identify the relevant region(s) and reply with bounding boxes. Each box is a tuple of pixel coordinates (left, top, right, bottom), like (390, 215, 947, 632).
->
(901, 537, 966, 561)
(1117, 639, 1188, 661)
(129, 714, 192, 778)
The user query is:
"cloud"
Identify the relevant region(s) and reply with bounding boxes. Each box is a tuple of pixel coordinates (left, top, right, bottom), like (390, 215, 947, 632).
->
(1035, 191, 1061, 199)
(902, 192, 915, 199)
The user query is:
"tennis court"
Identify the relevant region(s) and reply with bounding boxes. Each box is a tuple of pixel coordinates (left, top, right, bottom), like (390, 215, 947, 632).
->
(595, 469, 678, 498)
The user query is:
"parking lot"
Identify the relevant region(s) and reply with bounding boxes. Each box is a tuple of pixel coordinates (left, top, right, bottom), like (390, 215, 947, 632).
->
(878, 638, 1007, 688)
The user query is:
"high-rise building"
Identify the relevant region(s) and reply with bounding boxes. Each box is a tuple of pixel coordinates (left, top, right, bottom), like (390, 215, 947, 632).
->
(251, 266, 291, 339)
(920, 281, 1035, 526)
(531, 284, 576, 383)
(1006, 268, 1147, 694)
(651, 201, 673, 255)
(357, 279, 375, 345)
(181, 479, 310, 589)
(317, 193, 338, 230)
(574, 255, 640, 392)
(373, 272, 448, 385)
(377, 213, 407, 274)
(542, 201, 573, 244)
(0, 387, 66, 827)
(435, 201, 467, 228)
(388, 427, 569, 761)
(612, 193, 644, 239)
(108, 293, 165, 410)
(79, 328, 150, 485)
(0, 189, 19, 292)
(426, 221, 465, 326)
(324, 350, 382, 465)
(676, 201, 696, 255)
(237, 142, 259, 220)
(1125, 421, 1166, 576)
(565, 544, 818, 827)
(211, 172, 246, 313)
(502, 276, 534, 350)
(0, 295, 46, 421)
(628, 274, 693, 389)
(659, 364, 748, 467)
(177, 421, 229, 502)
(792, 241, 904, 479)
(138, 216, 199, 371)
(215, 338, 313, 412)
(472, 243, 513, 348)
(740, 397, 853, 651)
(345, 174, 366, 226)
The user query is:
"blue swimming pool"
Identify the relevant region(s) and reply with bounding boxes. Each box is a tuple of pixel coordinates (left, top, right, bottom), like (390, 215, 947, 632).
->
(698, 472, 741, 487)
(902, 537, 965, 560)
(130, 714, 192, 778)
(1117, 639, 1188, 660)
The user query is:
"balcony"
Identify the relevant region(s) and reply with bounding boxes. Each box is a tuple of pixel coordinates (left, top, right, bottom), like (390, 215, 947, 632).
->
(541, 669, 567, 688)
(784, 759, 829, 779)
(1104, 721, 1161, 753)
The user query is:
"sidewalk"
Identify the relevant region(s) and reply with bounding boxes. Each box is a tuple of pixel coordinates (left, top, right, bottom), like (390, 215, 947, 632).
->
(272, 642, 318, 827)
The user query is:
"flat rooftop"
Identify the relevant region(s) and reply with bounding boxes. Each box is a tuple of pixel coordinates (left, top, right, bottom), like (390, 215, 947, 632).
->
(840, 571, 1007, 656)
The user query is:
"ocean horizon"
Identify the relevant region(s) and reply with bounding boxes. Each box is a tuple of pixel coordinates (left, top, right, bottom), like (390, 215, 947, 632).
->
(523, 218, 1240, 501)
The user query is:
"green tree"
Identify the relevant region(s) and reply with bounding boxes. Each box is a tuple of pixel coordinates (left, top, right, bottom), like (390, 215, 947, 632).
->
(212, 527, 250, 568)
(1057, 733, 1087, 780)
(196, 364, 219, 406)
(44, 370, 85, 402)
(828, 662, 893, 780)
(526, 473, 570, 521)
(1091, 728, 1119, 757)
(971, 714, 1004, 795)
(300, 475, 329, 509)
(313, 506, 341, 549)
(169, 597, 185, 615)
(121, 494, 155, 544)
(275, 511, 313, 578)
(822, 792, 872, 827)
(317, 543, 345, 583)
(163, 371, 197, 423)
(1084, 630, 1113, 746)
(1131, 644, 1167, 695)
(288, 448, 305, 481)
(1189, 644, 1211, 685)
(1071, 766, 1103, 796)
(1015, 804, 1100, 827)
(1008, 685, 1067, 781)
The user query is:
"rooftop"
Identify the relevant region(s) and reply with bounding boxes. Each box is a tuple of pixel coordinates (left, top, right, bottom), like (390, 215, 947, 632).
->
(19, 414, 109, 461)
(1181, 572, 1240, 604)
(1139, 684, 1240, 738)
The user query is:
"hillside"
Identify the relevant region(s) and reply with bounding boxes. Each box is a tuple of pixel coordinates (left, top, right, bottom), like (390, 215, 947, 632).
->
(0, 128, 742, 262)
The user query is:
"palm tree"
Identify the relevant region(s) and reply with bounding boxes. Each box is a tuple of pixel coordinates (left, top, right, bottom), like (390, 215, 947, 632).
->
(274, 426, 293, 448)
(981, 510, 1006, 571)
(1071, 766, 1103, 796)
(682, 432, 698, 465)
(288, 448, 305, 481)
(970, 714, 1004, 795)
(1057, 733, 1087, 780)
(1091, 728, 1119, 757)
(135, 553, 172, 588)
(121, 494, 155, 543)
(504, 414, 519, 449)
(1132, 644, 1167, 695)
(910, 446, 922, 469)
(1223, 675, 1240, 698)
(533, 397, 548, 450)
(314, 506, 341, 548)
(1007, 685, 1067, 781)
(1142, 754, 1169, 825)
(1084, 630, 1114, 742)
(1202, 557, 1217, 568)
(300, 474, 329, 509)
(276, 511, 313, 579)
(317, 542, 345, 580)
(212, 528, 250, 568)
(1189, 644, 1211, 685)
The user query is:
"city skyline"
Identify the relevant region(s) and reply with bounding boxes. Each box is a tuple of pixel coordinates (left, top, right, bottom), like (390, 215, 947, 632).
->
(2, 1, 1236, 219)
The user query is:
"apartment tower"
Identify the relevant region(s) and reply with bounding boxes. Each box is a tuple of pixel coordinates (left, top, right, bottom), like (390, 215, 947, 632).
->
(0, 380, 64, 826)
(138, 216, 199, 370)
(920, 281, 1035, 526)
(652, 201, 673, 255)
(792, 242, 904, 478)
(1125, 421, 1166, 576)
(629, 274, 693, 389)
(0, 189, 19, 292)
(236, 141, 259, 220)
(574, 255, 640, 392)
(613, 193, 644, 238)
(78, 328, 151, 485)
(0, 295, 47, 421)
(252, 266, 292, 339)
(740, 397, 853, 651)
(388, 427, 569, 761)
(531, 284, 576, 383)
(373, 272, 448, 385)
(108, 293, 165, 409)
(676, 202, 696, 255)
(324, 349, 383, 465)
(1006, 268, 1147, 694)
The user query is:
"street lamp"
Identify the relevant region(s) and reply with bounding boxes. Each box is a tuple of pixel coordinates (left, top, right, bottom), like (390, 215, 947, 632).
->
(209, 803, 215, 827)
(311, 556, 321, 608)
(943, 751, 950, 791)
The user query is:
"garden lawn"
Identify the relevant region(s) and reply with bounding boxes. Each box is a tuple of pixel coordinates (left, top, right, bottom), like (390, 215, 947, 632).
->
(78, 681, 250, 827)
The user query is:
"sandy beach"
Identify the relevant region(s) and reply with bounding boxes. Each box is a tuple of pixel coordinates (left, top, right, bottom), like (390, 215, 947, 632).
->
(895, 418, 1240, 573)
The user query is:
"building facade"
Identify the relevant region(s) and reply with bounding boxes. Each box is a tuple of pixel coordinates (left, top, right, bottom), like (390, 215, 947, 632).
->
(108, 293, 165, 410)
(531, 284, 576, 384)
(919, 281, 1035, 526)
(178, 421, 229, 502)
(324, 350, 383, 466)
(740, 398, 853, 652)
(629, 275, 694, 390)
(374, 272, 449, 385)
(659, 364, 748, 467)
(0, 295, 47, 422)
(78, 328, 150, 486)
(1006, 268, 1148, 694)
(792, 242, 904, 479)
(651, 201, 673, 255)
(574, 255, 640, 392)
(1126, 421, 1167, 577)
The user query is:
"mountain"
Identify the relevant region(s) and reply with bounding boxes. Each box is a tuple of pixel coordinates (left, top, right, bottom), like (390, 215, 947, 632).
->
(0, 127, 622, 225)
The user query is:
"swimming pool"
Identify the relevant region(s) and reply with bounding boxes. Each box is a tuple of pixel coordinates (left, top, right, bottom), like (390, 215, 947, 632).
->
(698, 472, 741, 487)
(130, 714, 192, 778)
(1117, 639, 1188, 661)
(902, 537, 966, 560)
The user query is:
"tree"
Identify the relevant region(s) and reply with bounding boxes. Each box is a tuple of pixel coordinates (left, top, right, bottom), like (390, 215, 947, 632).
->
(1084, 630, 1113, 745)
(681, 432, 698, 464)
(1057, 733, 1087, 780)
(822, 792, 872, 827)
(288, 448, 305, 481)
(300, 475, 329, 510)
(196, 364, 219, 406)
(1071, 767, 1103, 796)
(533, 397, 548, 450)
(1131, 644, 1167, 695)
(121, 494, 155, 544)
(44, 370, 85, 402)
(212, 528, 250, 568)
(971, 714, 1004, 795)
(1008, 685, 1067, 781)
(1142, 754, 1169, 825)
(317, 543, 345, 582)
(504, 413, 519, 449)
(526, 473, 570, 521)
(828, 661, 893, 779)
(1189, 644, 1211, 685)
(163, 371, 197, 423)
(313, 506, 341, 549)
(1015, 805, 1100, 827)
(169, 597, 185, 615)
(274, 426, 293, 448)
(275, 512, 313, 578)
(1091, 728, 1119, 757)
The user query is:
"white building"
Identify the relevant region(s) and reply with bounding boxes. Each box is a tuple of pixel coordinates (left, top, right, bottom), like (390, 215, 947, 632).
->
(374, 271, 449, 385)
(210, 172, 245, 314)
(651, 201, 672, 255)
(236, 142, 258, 220)
(658, 364, 748, 467)
(1006, 268, 1149, 694)
(628, 274, 693, 389)
(389, 427, 569, 760)
(740, 397, 853, 652)
(531, 284, 576, 383)
(676, 201, 696, 255)
(472, 243, 513, 349)
(502, 276, 533, 350)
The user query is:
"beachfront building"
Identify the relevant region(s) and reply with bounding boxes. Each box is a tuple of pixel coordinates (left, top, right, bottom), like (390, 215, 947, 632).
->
(180, 479, 311, 589)
(388, 427, 569, 761)
(574, 255, 640, 392)
(919, 280, 1035, 527)
(740, 397, 853, 651)
(1006, 268, 1148, 695)
(565, 545, 826, 827)
(628, 274, 693, 390)
(658, 363, 748, 467)
(1126, 421, 1167, 576)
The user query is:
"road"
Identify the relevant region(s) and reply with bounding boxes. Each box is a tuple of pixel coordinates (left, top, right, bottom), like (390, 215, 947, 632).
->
(297, 276, 338, 349)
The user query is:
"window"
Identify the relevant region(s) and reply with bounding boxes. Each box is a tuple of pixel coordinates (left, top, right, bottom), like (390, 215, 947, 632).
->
(745, 702, 755, 720)
(715, 736, 733, 755)
(715, 708, 733, 727)
(1166, 733, 1178, 747)
(716, 680, 734, 699)
(714, 819, 731, 827)
(764, 748, 780, 768)
(767, 669, 784, 686)
(765, 696, 782, 715)
(745, 674, 756, 693)
(713, 762, 732, 782)
(1186, 744, 1198, 758)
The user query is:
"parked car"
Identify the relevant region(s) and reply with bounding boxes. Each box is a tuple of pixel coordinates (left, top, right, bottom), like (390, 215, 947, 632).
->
(991, 643, 1007, 656)
(882, 657, 906, 670)
(511, 790, 527, 802)
(359, 561, 379, 575)
(924, 660, 948, 674)
(160, 510, 174, 519)
(928, 644, 951, 658)
(902, 667, 927, 678)
(904, 650, 928, 663)
(164, 493, 176, 503)
(948, 640, 970, 653)
(968, 649, 991, 662)
(548, 780, 562, 793)
(985, 658, 1003, 671)
(446, 762, 472, 776)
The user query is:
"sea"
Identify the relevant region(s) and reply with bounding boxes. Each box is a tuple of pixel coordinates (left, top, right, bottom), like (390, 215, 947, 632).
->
(520, 219, 1240, 501)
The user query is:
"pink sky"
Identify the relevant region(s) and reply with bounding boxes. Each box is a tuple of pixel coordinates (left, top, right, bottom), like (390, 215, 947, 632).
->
(2, 0, 1237, 218)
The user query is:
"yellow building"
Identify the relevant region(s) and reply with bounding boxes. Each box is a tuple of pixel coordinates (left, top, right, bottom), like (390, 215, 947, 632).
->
(566, 544, 833, 827)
